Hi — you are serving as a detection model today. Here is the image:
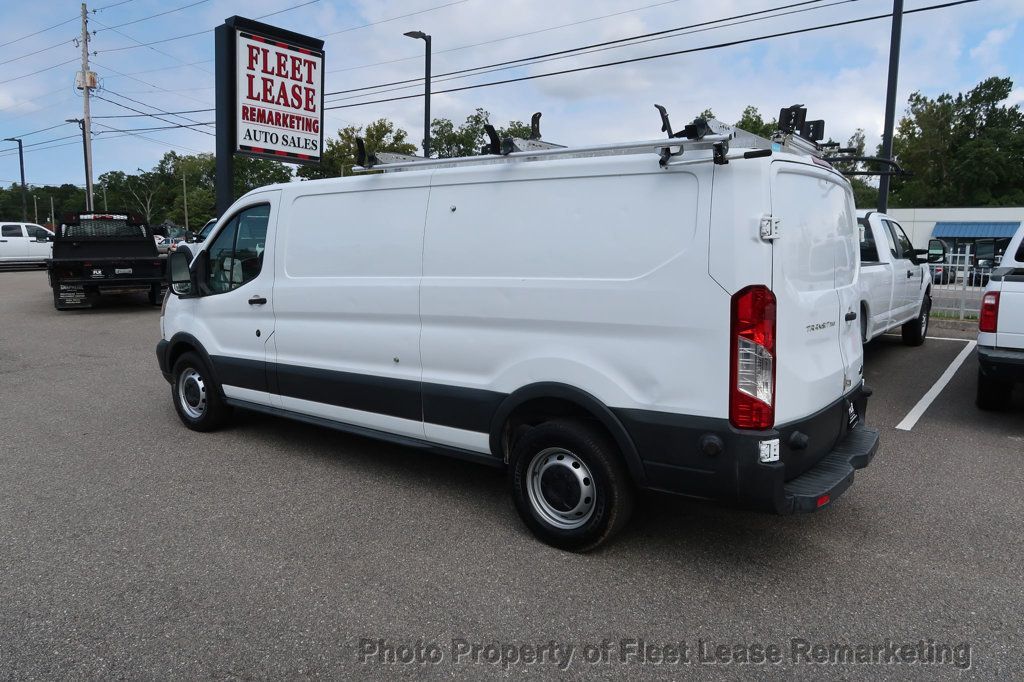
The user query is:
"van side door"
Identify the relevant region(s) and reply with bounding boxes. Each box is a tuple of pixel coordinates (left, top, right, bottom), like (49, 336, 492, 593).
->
(269, 181, 429, 440)
(190, 196, 278, 406)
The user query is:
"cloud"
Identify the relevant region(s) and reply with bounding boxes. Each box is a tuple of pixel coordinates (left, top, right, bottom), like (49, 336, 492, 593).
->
(969, 24, 1016, 64)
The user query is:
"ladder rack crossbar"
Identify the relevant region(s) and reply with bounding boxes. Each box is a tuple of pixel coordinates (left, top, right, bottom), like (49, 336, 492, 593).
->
(353, 135, 734, 173)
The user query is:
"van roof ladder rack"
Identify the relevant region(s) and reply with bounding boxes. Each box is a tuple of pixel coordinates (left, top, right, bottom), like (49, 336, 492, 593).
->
(353, 104, 833, 173)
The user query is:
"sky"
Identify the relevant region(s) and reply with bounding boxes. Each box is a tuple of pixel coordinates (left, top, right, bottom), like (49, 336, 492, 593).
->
(0, 0, 1022, 188)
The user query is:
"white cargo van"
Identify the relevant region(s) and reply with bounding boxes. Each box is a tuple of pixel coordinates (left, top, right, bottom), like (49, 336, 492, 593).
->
(157, 110, 879, 550)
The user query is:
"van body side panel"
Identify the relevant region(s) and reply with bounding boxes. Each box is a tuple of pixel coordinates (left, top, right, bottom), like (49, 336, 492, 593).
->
(269, 180, 429, 440)
(707, 159, 773, 295)
(770, 162, 861, 426)
(420, 157, 728, 466)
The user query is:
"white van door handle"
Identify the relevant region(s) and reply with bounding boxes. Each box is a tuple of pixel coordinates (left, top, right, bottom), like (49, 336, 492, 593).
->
(845, 311, 857, 322)
(906, 270, 914, 278)
(248, 295, 267, 305)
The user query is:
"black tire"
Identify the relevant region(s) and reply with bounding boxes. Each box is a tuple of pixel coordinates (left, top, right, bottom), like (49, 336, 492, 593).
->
(170, 351, 232, 431)
(509, 419, 634, 552)
(148, 283, 163, 306)
(976, 369, 1011, 411)
(902, 295, 930, 346)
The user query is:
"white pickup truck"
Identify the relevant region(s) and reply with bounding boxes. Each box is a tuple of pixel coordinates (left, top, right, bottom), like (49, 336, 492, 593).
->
(857, 211, 945, 345)
(976, 222, 1024, 408)
(0, 222, 53, 266)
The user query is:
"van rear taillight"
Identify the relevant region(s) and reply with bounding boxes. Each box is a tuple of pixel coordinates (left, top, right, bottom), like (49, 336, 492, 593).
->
(730, 285, 776, 430)
(979, 291, 1000, 333)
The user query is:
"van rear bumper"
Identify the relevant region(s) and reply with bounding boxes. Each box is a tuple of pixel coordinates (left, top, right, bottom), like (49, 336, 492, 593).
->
(616, 383, 877, 513)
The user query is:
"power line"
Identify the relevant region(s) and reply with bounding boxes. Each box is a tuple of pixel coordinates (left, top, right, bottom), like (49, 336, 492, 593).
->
(91, 60, 213, 107)
(320, 0, 469, 38)
(92, 121, 204, 154)
(325, 0, 979, 111)
(94, 0, 140, 10)
(324, 0, 833, 99)
(91, 93, 216, 136)
(95, 0, 211, 32)
(326, 0, 690, 75)
(0, 58, 79, 86)
(7, 122, 72, 138)
(96, 0, 470, 54)
(101, 88, 213, 129)
(0, 16, 77, 50)
(90, 17, 212, 76)
(0, 36, 75, 67)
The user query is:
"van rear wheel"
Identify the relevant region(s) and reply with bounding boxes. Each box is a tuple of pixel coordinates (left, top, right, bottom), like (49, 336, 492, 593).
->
(902, 295, 930, 346)
(509, 419, 633, 552)
(171, 351, 232, 431)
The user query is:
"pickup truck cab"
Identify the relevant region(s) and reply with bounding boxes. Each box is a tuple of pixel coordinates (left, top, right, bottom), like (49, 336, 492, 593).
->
(858, 211, 945, 345)
(0, 222, 53, 266)
(158, 111, 880, 551)
(976, 223, 1024, 408)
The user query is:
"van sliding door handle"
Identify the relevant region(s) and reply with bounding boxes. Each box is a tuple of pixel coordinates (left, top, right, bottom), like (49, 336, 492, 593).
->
(248, 296, 267, 305)
(906, 270, 914, 278)
(845, 311, 857, 322)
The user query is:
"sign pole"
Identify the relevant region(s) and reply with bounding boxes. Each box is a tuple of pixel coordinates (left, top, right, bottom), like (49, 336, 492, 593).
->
(214, 22, 235, 218)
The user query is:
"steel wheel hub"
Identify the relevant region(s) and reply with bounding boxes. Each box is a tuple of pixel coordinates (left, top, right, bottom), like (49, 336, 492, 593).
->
(177, 367, 207, 419)
(526, 447, 596, 530)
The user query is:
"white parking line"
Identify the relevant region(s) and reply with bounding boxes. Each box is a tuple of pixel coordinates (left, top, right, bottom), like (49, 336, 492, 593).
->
(894, 340, 977, 431)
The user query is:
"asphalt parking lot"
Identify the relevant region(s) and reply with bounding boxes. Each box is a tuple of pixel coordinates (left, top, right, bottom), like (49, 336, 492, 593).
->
(1, 269, 1021, 679)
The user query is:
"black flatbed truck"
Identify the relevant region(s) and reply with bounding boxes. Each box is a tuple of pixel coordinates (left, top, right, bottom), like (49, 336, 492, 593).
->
(47, 213, 166, 310)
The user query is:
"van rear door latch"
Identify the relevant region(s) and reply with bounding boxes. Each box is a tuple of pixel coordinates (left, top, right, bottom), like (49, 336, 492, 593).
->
(759, 215, 780, 241)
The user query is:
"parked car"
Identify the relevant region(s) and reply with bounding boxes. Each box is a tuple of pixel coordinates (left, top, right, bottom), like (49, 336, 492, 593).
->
(929, 239, 955, 284)
(976, 224, 1024, 409)
(158, 113, 878, 551)
(0, 222, 54, 267)
(858, 211, 944, 345)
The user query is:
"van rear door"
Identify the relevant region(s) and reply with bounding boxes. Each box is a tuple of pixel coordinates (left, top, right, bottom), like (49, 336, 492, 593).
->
(771, 161, 861, 424)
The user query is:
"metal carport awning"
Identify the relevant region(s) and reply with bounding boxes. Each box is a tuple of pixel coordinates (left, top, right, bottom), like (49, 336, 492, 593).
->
(932, 221, 1021, 238)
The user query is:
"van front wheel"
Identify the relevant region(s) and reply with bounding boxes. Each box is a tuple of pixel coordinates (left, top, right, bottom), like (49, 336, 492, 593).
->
(509, 419, 633, 552)
(902, 295, 930, 346)
(171, 351, 232, 431)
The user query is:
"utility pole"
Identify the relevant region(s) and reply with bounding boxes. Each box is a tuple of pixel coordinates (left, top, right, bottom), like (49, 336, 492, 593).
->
(3, 137, 28, 221)
(50, 196, 56, 228)
(102, 183, 107, 210)
(877, 0, 903, 213)
(79, 2, 95, 211)
(33, 195, 39, 223)
(182, 170, 189, 230)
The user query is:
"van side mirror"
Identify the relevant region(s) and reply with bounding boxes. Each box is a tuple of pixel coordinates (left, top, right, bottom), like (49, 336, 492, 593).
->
(926, 238, 947, 264)
(168, 249, 194, 296)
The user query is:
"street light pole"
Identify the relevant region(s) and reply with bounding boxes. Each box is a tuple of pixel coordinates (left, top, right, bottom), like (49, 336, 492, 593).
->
(404, 31, 432, 157)
(3, 137, 28, 221)
(877, 0, 904, 213)
(66, 118, 92, 211)
(33, 195, 38, 223)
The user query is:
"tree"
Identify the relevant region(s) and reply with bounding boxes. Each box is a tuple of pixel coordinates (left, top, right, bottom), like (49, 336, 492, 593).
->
(298, 118, 416, 180)
(735, 105, 777, 137)
(886, 77, 1024, 207)
(429, 108, 532, 158)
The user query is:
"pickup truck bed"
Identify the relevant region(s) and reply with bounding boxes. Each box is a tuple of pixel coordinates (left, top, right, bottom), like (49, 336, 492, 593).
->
(47, 213, 166, 310)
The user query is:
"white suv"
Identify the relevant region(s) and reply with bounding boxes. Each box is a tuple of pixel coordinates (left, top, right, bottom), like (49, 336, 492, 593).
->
(976, 223, 1024, 408)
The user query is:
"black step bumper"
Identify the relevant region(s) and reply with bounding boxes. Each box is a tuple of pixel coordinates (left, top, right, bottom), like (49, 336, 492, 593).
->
(978, 345, 1024, 384)
(780, 425, 879, 513)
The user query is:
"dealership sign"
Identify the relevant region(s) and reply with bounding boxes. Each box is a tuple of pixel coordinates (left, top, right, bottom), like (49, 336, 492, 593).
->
(236, 30, 323, 162)
(215, 15, 325, 176)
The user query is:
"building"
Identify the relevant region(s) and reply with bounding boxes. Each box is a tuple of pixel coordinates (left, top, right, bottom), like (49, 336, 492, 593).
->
(887, 207, 1024, 257)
